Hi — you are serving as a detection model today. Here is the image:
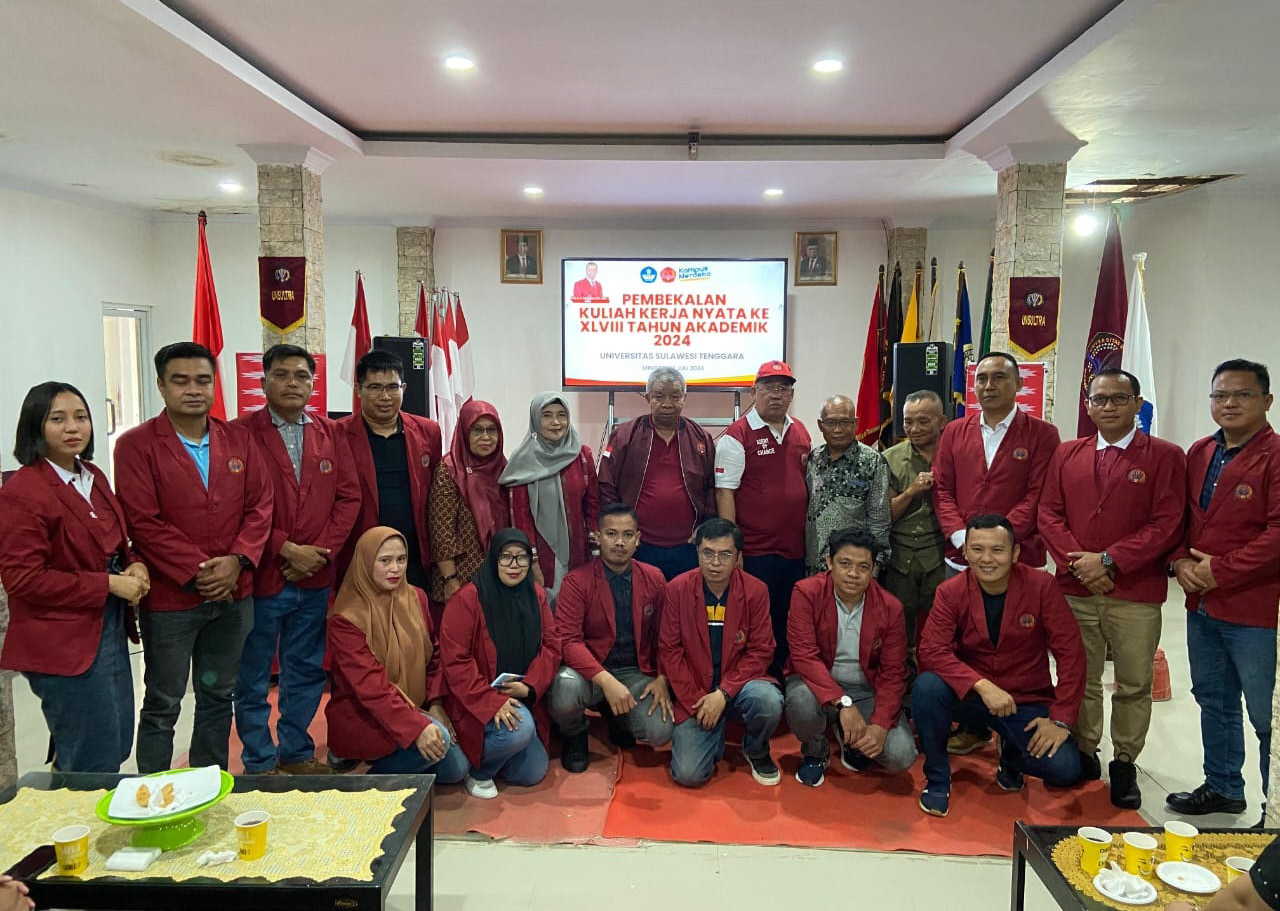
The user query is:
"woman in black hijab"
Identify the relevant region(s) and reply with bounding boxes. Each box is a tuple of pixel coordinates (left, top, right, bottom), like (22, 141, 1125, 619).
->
(440, 529, 561, 799)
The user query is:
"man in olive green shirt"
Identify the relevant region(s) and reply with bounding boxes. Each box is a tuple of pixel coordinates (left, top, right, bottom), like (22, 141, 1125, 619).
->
(882, 390, 947, 652)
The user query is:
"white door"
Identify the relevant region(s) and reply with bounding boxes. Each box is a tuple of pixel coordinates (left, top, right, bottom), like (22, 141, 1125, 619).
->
(101, 304, 153, 474)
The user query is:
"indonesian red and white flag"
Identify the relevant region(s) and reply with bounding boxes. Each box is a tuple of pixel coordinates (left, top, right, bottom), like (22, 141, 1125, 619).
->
(192, 211, 227, 419)
(339, 272, 372, 411)
(449, 293, 475, 411)
(430, 300, 457, 448)
(413, 283, 430, 339)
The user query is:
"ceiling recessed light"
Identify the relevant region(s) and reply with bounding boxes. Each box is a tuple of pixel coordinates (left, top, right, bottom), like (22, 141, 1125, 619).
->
(444, 55, 475, 71)
(813, 58, 843, 74)
(218, 179, 243, 194)
(1072, 211, 1099, 237)
(763, 188, 784, 198)
(523, 186, 544, 198)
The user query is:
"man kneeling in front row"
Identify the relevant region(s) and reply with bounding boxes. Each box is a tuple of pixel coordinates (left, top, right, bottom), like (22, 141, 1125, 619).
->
(914, 514, 1085, 816)
(785, 528, 916, 786)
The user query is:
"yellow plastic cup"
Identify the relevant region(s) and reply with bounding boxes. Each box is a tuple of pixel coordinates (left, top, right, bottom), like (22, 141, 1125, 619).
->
(1077, 826, 1113, 875)
(52, 824, 90, 876)
(235, 810, 270, 861)
(1225, 856, 1255, 883)
(1164, 820, 1198, 861)
(1123, 831, 1158, 878)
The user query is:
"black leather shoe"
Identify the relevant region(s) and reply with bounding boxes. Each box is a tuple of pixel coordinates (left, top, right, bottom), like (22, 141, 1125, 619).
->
(604, 711, 636, 749)
(560, 730, 590, 773)
(1165, 783, 1247, 816)
(1080, 751, 1102, 782)
(995, 738, 1024, 792)
(1109, 759, 1142, 809)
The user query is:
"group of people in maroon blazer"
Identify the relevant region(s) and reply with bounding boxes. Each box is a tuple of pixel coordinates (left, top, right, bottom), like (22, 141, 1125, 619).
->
(0, 342, 1275, 822)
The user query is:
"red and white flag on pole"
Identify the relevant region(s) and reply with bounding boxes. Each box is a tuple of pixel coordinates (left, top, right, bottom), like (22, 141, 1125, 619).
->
(192, 210, 227, 419)
(429, 299, 458, 448)
(340, 271, 372, 412)
(413, 283, 430, 339)
(450, 293, 475, 411)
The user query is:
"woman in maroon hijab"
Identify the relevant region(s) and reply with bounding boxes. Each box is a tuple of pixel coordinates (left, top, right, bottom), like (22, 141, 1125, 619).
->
(428, 401, 508, 605)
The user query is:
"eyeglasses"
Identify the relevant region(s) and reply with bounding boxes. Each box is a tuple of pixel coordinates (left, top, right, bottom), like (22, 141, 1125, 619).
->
(698, 548, 737, 564)
(818, 418, 855, 429)
(470, 426, 499, 437)
(1086, 394, 1136, 407)
(1210, 390, 1262, 404)
(498, 553, 531, 567)
(756, 382, 794, 395)
(362, 383, 405, 397)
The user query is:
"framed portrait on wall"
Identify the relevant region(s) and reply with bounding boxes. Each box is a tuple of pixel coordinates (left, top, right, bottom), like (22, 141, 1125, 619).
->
(501, 229, 543, 284)
(794, 231, 837, 286)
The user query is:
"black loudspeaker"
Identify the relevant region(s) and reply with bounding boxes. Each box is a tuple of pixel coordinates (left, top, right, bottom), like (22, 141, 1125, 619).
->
(372, 336, 431, 418)
(892, 341, 954, 439)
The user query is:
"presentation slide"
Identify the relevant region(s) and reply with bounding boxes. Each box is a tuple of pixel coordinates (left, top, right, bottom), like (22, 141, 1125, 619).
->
(562, 258, 787, 390)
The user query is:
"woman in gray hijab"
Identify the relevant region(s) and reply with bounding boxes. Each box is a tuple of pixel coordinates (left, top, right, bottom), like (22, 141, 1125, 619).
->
(499, 393, 599, 600)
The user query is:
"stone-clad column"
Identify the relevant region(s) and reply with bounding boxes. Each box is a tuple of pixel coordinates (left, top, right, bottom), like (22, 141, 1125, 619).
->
(397, 227, 435, 335)
(886, 227, 928, 294)
(0, 588, 15, 787)
(985, 142, 1081, 421)
(241, 144, 334, 354)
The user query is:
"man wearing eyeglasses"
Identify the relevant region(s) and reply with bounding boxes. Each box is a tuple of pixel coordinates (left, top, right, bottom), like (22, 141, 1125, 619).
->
(1165, 359, 1279, 825)
(660, 517, 783, 787)
(804, 394, 891, 577)
(715, 360, 811, 680)
(1038, 367, 1186, 808)
(338, 350, 442, 591)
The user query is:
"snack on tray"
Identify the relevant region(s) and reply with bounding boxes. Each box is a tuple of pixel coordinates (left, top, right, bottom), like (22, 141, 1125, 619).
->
(158, 783, 176, 809)
(135, 784, 151, 808)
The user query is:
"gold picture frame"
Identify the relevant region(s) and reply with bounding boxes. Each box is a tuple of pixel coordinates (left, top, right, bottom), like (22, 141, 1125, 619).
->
(501, 229, 543, 284)
(795, 231, 837, 286)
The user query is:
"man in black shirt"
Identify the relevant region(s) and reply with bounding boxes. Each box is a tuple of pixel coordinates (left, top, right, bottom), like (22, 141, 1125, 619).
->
(549, 503, 673, 771)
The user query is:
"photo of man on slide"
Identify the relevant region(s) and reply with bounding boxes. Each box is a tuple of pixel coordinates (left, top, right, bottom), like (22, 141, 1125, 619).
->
(572, 262, 607, 302)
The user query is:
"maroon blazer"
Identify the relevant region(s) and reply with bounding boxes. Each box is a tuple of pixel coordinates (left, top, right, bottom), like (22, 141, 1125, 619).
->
(918, 564, 1086, 725)
(326, 587, 443, 760)
(658, 567, 774, 724)
(0, 461, 138, 675)
(1039, 431, 1187, 603)
(785, 574, 908, 730)
(553, 558, 667, 679)
(1172, 424, 1280, 628)
(338, 412, 442, 580)
(439, 582, 561, 766)
(597, 416, 717, 529)
(236, 409, 362, 597)
(113, 414, 273, 611)
(508, 446, 600, 585)
(932, 409, 1060, 567)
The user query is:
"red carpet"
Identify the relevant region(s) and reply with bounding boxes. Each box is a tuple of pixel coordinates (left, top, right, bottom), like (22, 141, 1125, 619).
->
(601, 733, 1146, 857)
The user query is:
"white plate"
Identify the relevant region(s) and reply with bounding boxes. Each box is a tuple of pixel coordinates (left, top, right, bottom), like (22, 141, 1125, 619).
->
(106, 766, 222, 820)
(1156, 861, 1222, 894)
(1093, 872, 1157, 905)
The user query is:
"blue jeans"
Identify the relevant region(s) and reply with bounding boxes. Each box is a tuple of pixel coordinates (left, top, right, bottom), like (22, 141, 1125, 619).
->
(634, 543, 698, 582)
(137, 598, 254, 773)
(471, 704, 548, 786)
(669, 679, 783, 787)
(234, 584, 329, 773)
(1187, 607, 1276, 801)
(912, 671, 1082, 791)
(25, 599, 134, 773)
(367, 718, 470, 783)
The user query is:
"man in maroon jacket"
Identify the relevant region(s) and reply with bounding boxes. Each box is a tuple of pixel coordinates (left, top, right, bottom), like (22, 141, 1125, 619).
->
(660, 517, 783, 787)
(114, 342, 273, 773)
(233, 345, 361, 775)
(1166, 359, 1279, 825)
(913, 514, 1085, 817)
(1039, 367, 1186, 808)
(549, 503, 673, 771)
(932, 350, 1060, 755)
(785, 528, 915, 788)
(598, 368, 716, 580)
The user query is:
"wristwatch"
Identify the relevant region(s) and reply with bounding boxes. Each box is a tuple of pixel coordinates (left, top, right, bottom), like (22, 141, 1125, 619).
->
(1100, 551, 1115, 571)
(836, 695, 853, 709)
(236, 554, 252, 571)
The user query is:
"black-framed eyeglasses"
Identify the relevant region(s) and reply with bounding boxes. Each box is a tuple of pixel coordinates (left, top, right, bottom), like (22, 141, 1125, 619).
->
(818, 418, 855, 429)
(1210, 390, 1261, 404)
(362, 382, 405, 397)
(1086, 394, 1136, 407)
(498, 553, 531, 567)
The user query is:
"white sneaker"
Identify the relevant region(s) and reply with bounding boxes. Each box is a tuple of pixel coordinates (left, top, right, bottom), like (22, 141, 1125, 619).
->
(464, 775, 498, 800)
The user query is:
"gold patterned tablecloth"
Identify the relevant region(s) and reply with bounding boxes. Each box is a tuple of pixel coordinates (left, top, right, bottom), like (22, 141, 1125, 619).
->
(0, 786, 417, 883)
(1051, 830, 1273, 910)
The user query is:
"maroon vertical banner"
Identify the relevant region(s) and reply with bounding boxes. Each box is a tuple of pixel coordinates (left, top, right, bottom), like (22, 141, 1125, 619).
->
(259, 256, 307, 334)
(1007, 276, 1061, 361)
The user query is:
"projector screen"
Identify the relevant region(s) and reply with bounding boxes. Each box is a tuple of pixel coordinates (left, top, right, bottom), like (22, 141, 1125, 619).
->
(562, 257, 787, 391)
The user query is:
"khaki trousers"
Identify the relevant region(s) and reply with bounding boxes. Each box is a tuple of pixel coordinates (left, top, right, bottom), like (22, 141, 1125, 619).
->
(1065, 594, 1163, 760)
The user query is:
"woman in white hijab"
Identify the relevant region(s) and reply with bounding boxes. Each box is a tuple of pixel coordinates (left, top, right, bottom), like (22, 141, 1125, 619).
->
(499, 392, 599, 600)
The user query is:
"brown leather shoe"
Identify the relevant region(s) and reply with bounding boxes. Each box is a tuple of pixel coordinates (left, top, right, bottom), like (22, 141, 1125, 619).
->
(277, 758, 337, 775)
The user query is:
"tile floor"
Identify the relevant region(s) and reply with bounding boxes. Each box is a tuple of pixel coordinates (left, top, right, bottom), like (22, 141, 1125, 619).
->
(8, 582, 1265, 910)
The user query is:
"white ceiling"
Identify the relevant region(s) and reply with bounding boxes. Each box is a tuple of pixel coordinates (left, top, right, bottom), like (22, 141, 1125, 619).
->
(0, 0, 1276, 224)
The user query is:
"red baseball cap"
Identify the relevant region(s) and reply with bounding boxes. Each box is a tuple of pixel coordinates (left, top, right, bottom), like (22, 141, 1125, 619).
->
(755, 360, 795, 382)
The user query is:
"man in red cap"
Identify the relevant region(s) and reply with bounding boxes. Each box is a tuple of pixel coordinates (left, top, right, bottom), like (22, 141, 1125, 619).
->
(715, 360, 811, 679)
